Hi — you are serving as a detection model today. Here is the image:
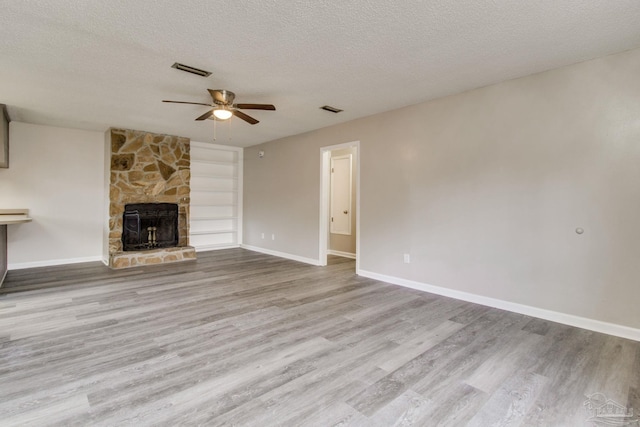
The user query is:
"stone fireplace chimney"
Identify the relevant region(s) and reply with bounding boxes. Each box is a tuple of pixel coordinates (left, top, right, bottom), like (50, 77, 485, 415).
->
(105, 128, 196, 268)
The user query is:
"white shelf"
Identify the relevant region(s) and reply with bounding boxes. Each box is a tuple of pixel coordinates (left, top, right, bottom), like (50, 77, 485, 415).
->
(191, 188, 237, 193)
(190, 174, 238, 180)
(191, 216, 237, 221)
(190, 229, 236, 236)
(191, 203, 235, 208)
(194, 243, 241, 251)
(190, 159, 237, 166)
(189, 143, 242, 248)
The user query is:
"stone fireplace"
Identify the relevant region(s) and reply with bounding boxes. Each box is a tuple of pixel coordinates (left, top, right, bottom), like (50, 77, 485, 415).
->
(106, 128, 196, 268)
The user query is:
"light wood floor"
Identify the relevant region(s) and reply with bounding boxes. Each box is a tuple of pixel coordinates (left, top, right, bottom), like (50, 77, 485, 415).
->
(0, 249, 638, 426)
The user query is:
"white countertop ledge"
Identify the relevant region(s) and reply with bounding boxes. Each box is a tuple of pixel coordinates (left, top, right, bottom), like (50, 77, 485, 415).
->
(0, 209, 32, 225)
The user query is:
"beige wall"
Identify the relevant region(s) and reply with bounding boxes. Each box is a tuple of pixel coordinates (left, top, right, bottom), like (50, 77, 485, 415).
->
(0, 122, 105, 267)
(329, 147, 357, 255)
(244, 47, 640, 329)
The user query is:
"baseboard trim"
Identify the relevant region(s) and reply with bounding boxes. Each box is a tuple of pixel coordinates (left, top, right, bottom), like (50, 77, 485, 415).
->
(9, 256, 104, 270)
(241, 244, 321, 266)
(327, 250, 356, 259)
(358, 269, 640, 342)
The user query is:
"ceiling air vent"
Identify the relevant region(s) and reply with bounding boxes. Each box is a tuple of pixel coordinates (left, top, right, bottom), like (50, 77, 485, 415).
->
(171, 62, 212, 77)
(320, 105, 343, 113)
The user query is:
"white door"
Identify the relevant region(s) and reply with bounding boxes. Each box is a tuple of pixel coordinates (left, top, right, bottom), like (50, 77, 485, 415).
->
(330, 155, 352, 235)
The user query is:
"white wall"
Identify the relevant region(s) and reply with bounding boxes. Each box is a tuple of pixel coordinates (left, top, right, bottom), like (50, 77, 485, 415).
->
(243, 47, 640, 335)
(0, 122, 104, 268)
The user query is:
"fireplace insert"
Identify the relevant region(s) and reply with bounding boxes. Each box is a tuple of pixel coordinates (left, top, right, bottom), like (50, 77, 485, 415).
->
(122, 203, 178, 251)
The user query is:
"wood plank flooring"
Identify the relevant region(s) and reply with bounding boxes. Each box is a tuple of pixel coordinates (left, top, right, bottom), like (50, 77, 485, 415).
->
(0, 248, 638, 426)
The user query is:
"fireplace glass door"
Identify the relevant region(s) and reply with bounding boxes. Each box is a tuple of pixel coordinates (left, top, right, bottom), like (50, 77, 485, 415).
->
(122, 203, 178, 251)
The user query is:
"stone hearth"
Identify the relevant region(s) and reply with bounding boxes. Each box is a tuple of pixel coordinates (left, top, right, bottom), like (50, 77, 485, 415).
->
(106, 128, 195, 268)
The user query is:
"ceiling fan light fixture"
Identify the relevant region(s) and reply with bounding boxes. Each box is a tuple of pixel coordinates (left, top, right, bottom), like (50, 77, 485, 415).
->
(213, 108, 233, 120)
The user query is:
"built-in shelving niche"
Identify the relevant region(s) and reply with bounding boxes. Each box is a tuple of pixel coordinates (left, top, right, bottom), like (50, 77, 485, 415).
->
(189, 142, 243, 251)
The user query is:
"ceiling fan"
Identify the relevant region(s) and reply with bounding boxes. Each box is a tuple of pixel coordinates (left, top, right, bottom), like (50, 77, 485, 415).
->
(163, 89, 275, 125)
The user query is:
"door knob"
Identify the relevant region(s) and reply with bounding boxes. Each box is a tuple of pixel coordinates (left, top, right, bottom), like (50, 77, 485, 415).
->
(343, 210, 348, 214)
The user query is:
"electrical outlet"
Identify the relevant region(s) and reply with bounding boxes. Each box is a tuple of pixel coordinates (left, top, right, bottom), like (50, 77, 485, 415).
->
(272, 234, 275, 240)
(403, 254, 410, 264)
(261, 233, 265, 239)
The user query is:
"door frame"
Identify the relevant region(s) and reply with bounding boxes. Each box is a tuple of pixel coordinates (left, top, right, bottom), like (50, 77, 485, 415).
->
(319, 140, 360, 273)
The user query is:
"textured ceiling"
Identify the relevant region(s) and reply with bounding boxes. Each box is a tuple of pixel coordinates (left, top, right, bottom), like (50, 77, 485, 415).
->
(1, 1, 640, 147)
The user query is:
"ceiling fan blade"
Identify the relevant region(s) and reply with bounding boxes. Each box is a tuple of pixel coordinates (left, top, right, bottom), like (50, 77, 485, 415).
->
(234, 103, 276, 111)
(195, 110, 214, 121)
(233, 109, 259, 125)
(163, 100, 212, 106)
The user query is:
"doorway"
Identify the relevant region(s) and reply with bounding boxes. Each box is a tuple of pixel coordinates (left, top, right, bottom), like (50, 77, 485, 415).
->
(319, 141, 360, 273)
